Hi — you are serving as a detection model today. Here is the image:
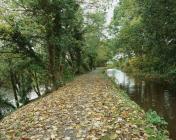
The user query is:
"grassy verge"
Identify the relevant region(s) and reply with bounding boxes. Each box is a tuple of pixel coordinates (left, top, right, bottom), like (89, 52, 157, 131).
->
(103, 69, 170, 140)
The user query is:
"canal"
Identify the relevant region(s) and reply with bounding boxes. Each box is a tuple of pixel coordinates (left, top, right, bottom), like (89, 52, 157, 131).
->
(107, 69, 176, 139)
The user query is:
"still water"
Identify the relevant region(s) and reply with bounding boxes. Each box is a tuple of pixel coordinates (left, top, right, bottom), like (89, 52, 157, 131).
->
(107, 69, 176, 139)
(0, 87, 45, 107)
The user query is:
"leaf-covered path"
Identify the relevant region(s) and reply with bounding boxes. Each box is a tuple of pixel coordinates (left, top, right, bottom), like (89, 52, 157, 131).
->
(0, 69, 150, 140)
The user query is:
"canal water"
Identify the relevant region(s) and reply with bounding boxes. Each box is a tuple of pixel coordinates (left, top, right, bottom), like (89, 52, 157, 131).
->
(0, 87, 46, 107)
(107, 69, 176, 139)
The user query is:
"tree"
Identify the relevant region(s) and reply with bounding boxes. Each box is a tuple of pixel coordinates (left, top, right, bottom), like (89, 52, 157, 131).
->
(111, 0, 176, 76)
(0, 0, 86, 111)
(0, 96, 15, 119)
(84, 11, 106, 69)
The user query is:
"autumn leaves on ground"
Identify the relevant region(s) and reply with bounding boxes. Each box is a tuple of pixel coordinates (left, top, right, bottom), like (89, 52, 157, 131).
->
(0, 70, 164, 140)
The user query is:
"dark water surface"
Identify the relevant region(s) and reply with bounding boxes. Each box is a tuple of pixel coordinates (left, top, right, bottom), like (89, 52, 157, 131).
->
(107, 69, 176, 139)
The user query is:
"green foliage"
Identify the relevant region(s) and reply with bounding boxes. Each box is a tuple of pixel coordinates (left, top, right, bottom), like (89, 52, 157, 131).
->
(146, 110, 168, 129)
(145, 109, 169, 140)
(63, 68, 75, 83)
(84, 11, 106, 68)
(0, 0, 83, 114)
(0, 0, 109, 117)
(111, 0, 176, 78)
(145, 127, 169, 140)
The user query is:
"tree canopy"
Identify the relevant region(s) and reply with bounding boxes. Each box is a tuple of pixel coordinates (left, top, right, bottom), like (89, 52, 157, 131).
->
(0, 0, 112, 118)
(111, 0, 176, 77)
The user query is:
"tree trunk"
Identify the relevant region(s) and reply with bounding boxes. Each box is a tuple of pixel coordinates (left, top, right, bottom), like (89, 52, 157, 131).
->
(47, 40, 58, 90)
(33, 72, 41, 97)
(10, 71, 19, 108)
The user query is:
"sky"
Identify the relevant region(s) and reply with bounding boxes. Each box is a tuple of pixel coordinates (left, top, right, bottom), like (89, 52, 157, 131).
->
(104, 0, 119, 37)
(105, 0, 119, 26)
(81, 0, 119, 37)
(82, 0, 119, 25)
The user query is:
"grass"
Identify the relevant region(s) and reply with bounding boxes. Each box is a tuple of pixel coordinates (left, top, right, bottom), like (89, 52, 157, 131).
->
(103, 69, 170, 139)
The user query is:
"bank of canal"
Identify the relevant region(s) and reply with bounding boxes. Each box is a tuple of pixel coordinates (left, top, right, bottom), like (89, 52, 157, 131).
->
(107, 69, 176, 139)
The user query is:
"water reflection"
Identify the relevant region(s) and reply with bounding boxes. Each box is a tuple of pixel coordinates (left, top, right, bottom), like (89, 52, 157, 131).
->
(0, 86, 46, 107)
(107, 69, 176, 139)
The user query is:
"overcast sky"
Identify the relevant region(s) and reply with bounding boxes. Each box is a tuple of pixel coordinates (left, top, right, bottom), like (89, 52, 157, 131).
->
(105, 0, 119, 26)
(103, 0, 119, 37)
(81, 0, 119, 37)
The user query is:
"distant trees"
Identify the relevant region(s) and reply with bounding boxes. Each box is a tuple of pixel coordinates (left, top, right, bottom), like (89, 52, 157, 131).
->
(84, 12, 105, 68)
(111, 0, 176, 76)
